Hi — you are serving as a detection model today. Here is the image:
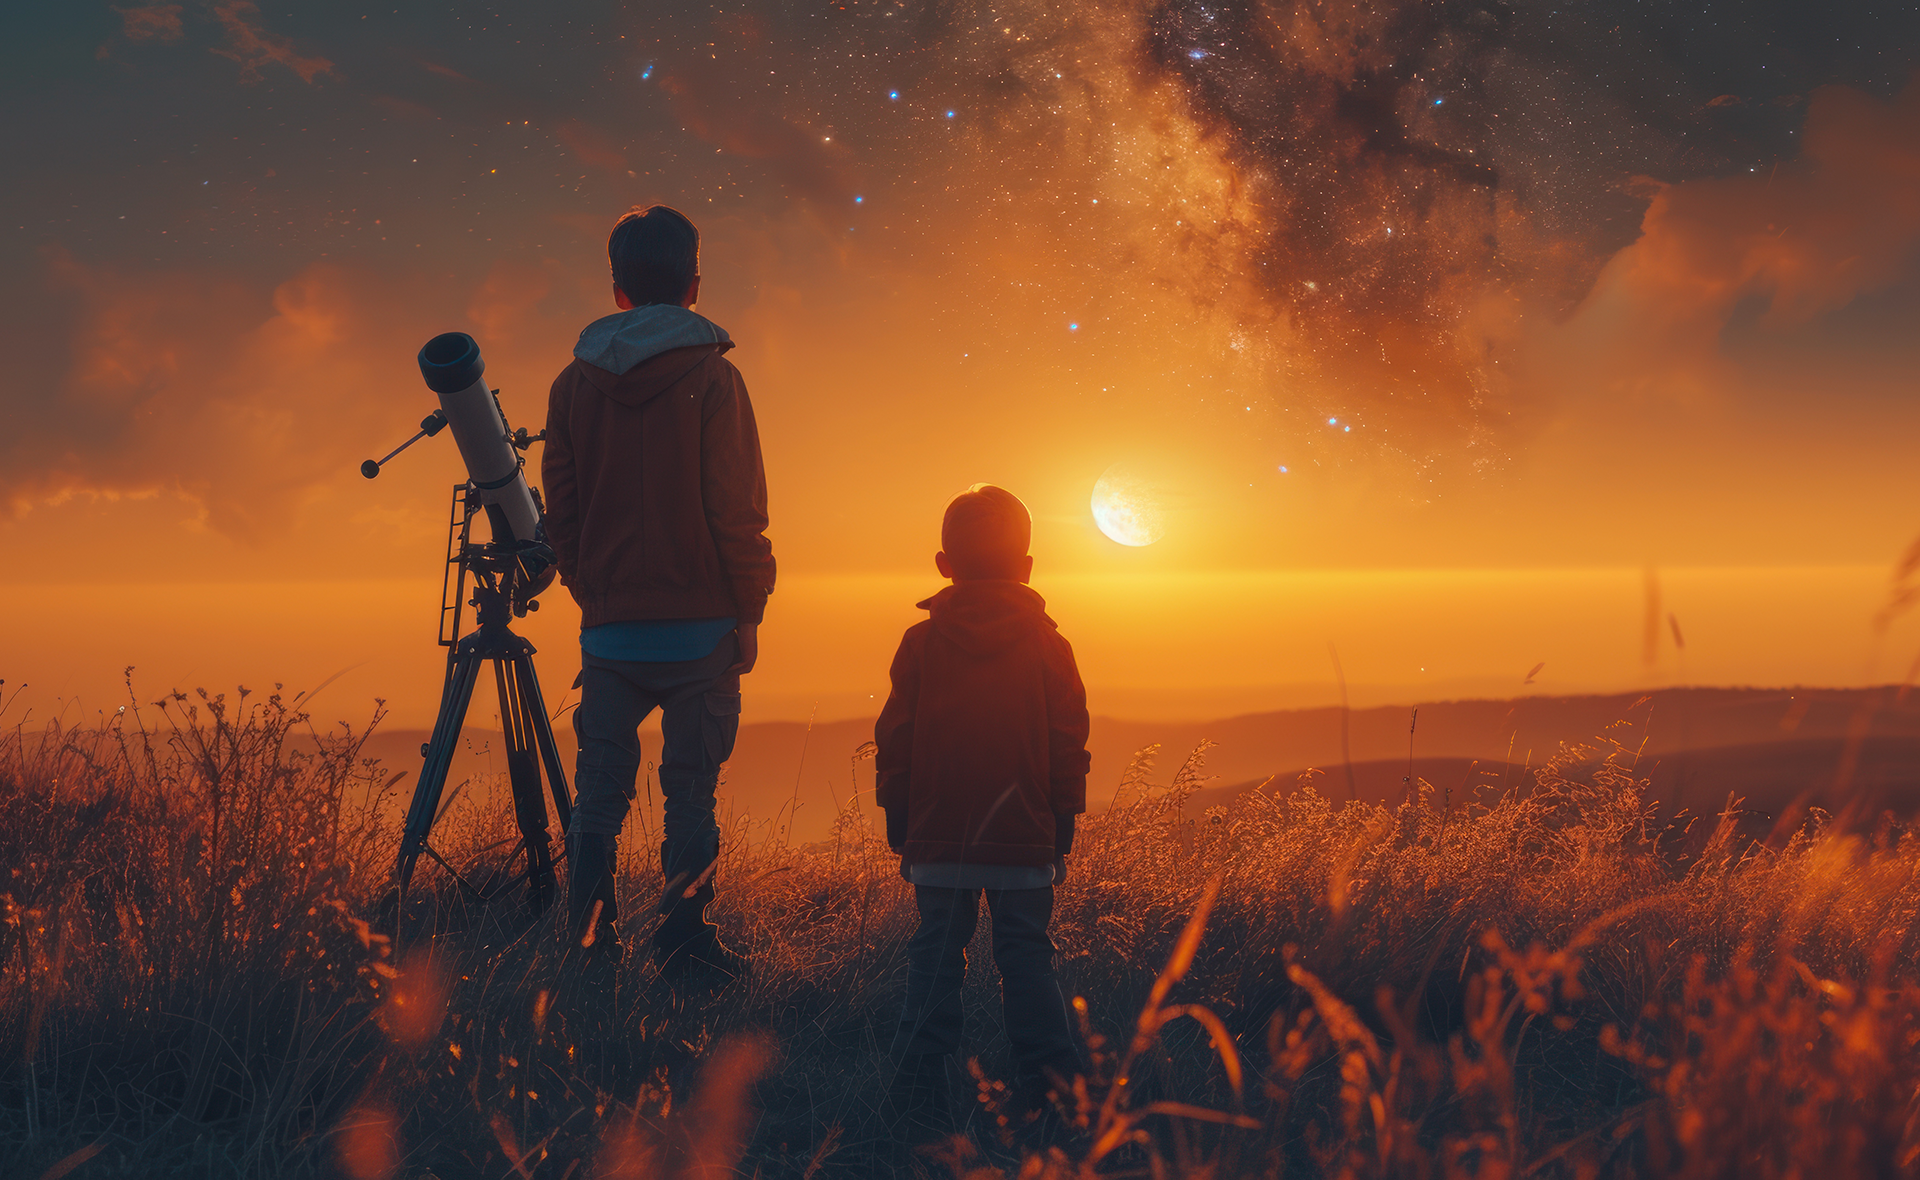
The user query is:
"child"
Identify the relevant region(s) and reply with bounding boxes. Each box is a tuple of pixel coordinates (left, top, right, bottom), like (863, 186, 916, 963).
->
(874, 484, 1091, 1136)
(542, 205, 775, 980)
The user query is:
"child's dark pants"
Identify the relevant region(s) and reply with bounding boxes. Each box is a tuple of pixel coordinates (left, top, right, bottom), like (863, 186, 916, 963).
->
(892, 884, 1078, 1082)
(570, 636, 740, 953)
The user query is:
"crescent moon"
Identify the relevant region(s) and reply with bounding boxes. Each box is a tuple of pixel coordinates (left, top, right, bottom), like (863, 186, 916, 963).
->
(1091, 465, 1165, 546)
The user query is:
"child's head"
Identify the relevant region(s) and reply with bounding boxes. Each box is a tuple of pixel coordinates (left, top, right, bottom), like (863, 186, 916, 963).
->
(936, 484, 1033, 583)
(608, 205, 700, 309)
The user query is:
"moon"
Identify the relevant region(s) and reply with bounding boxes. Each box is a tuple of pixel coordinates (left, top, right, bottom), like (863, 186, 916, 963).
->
(1091, 464, 1166, 547)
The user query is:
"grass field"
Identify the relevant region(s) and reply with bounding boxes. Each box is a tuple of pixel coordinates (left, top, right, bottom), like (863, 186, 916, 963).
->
(5, 681, 1920, 1178)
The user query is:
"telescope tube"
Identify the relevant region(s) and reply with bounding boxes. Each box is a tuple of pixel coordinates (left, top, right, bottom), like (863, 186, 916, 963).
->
(417, 332, 547, 564)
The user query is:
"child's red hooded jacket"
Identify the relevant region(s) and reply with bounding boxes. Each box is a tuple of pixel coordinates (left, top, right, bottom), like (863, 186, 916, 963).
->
(874, 581, 1091, 867)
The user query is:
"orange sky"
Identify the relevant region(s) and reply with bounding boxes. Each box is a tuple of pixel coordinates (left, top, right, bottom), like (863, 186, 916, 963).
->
(7, 7, 1920, 731)
(10, 567, 1920, 733)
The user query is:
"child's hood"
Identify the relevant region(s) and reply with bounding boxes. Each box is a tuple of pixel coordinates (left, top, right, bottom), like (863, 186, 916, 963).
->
(571, 306, 733, 402)
(916, 582, 1056, 656)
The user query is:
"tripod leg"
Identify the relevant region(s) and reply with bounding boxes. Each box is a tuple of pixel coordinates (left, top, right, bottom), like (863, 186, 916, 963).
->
(398, 647, 485, 901)
(496, 657, 555, 913)
(514, 654, 573, 834)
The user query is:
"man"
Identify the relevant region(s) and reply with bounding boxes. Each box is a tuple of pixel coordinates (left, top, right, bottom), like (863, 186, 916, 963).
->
(542, 204, 774, 979)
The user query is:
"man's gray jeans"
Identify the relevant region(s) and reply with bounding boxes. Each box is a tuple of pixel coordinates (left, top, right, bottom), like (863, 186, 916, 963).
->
(570, 635, 741, 945)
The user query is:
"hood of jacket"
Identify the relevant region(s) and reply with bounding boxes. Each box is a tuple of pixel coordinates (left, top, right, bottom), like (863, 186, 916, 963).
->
(572, 305, 733, 406)
(916, 581, 1054, 657)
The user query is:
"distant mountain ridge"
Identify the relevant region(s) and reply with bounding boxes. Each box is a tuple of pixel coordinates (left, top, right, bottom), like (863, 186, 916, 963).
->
(335, 685, 1920, 844)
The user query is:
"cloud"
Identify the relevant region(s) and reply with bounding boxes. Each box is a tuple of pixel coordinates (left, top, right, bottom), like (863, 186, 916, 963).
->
(416, 58, 471, 82)
(0, 250, 601, 541)
(210, 1, 334, 84)
(1535, 80, 1920, 405)
(115, 5, 185, 43)
(5, 253, 421, 536)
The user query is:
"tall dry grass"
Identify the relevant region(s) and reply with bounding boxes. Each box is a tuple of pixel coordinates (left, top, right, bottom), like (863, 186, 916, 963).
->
(2, 678, 402, 1176)
(4, 682, 1920, 1177)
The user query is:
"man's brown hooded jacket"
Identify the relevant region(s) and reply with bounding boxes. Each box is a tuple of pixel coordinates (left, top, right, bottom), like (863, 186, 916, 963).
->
(542, 306, 774, 627)
(874, 581, 1091, 867)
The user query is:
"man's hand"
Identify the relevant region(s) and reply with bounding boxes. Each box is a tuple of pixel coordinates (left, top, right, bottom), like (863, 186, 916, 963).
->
(524, 561, 558, 601)
(1052, 855, 1068, 886)
(728, 621, 759, 675)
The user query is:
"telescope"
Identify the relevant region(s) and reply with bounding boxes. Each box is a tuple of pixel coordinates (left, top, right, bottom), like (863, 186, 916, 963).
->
(364, 332, 572, 929)
(365, 332, 554, 601)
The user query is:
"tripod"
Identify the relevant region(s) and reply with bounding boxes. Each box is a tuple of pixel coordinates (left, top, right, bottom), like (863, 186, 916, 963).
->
(394, 484, 571, 917)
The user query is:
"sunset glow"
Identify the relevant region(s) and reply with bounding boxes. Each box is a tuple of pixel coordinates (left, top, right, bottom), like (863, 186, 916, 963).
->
(2, 5, 1919, 727)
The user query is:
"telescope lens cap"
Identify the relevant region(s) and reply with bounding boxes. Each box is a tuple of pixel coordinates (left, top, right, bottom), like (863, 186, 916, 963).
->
(418, 332, 486, 394)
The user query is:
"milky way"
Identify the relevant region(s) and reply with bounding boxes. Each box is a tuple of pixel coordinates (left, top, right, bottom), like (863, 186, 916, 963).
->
(644, 0, 1920, 472)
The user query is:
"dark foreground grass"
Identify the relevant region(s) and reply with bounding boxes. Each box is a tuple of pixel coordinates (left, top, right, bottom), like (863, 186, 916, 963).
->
(4, 680, 1920, 1178)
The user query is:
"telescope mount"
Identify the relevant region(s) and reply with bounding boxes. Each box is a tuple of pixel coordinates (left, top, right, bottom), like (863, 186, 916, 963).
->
(393, 482, 571, 923)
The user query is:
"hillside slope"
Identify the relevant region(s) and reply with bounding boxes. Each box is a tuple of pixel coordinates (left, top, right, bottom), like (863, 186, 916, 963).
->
(338, 685, 1920, 844)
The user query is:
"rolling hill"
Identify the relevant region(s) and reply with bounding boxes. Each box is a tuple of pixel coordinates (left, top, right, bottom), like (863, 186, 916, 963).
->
(339, 685, 1920, 845)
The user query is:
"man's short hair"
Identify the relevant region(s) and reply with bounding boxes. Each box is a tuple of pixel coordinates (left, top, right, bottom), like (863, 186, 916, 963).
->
(941, 484, 1031, 579)
(608, 205, 699, 306)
